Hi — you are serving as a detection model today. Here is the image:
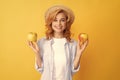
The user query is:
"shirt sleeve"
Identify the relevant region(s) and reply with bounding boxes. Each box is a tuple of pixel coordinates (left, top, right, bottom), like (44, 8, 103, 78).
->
(34, 38, 44, 73)
(71, 40, 80, 74)
(35, 58, 44, 73)
(72, 63, 80, 73)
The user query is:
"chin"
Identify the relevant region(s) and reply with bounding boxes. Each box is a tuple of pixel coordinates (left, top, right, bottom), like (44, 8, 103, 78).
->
(54, 29, 63, 33)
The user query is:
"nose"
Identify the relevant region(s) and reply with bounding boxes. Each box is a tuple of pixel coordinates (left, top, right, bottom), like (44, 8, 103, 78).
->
(58, 21, 61, 25)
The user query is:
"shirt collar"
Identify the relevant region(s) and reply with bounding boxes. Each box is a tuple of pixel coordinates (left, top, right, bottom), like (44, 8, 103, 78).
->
(49, 37, 68, 45)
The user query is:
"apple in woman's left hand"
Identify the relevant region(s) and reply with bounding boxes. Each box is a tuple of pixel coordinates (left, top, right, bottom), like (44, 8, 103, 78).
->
(77, 33, 89, 56)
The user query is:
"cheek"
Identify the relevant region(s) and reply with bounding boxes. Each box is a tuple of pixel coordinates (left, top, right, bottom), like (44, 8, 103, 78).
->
(62, 24, 67, 30)
(62, 22, 67, 26)
(51, 22, 55, 27)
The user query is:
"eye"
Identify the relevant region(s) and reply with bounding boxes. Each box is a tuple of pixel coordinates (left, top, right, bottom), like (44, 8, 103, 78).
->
(53, 19, 57, 22)
(61, 19, 66, 22)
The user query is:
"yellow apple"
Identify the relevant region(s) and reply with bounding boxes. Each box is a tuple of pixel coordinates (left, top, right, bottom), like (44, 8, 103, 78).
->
(27, 32, 37, 42)
(78, 33, 88, 46)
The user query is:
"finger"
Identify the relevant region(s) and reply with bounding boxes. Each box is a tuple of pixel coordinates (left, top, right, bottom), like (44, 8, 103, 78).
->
(27, 40, 31, 46)
(85, 40, 88, 46)
(82, 40, 88, 49)
(77, 39, 81, 49)
(27, 41, 34, 50)
(29, 41, 33, 46)
(34, 42, 39, 50)
(28, 41, 35, 49)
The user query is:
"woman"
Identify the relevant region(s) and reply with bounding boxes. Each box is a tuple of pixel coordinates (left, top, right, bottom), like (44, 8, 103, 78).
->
(28, 5, 88, 80)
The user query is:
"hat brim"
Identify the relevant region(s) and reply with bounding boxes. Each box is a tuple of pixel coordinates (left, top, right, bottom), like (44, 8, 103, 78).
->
(45, 5, 75, 24)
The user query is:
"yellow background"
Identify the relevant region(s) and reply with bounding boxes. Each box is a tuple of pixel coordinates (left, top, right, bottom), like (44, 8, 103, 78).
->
(0, 0, 120, 80)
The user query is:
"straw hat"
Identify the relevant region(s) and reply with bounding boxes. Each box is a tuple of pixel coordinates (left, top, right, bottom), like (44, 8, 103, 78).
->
(45, 5, 75, 25)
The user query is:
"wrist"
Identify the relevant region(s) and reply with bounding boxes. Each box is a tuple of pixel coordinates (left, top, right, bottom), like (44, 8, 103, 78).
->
(35, 50, 40, 54)
(35, 51, 40, 56)
(77, 50, 82, 56)
(76, 52, 82, 60)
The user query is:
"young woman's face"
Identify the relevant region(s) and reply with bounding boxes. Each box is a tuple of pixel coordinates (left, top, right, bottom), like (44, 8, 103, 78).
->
(52, 12, 67, 34)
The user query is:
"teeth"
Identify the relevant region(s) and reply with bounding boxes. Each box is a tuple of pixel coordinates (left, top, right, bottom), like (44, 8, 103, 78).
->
(56, 26, 61, 29)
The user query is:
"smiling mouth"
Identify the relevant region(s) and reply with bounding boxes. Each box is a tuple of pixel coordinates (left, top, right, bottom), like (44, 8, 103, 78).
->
(55, 26, 62, 29)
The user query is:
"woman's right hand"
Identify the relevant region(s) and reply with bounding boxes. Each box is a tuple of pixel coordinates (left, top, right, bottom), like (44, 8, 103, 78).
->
(27, 41, 40, 54)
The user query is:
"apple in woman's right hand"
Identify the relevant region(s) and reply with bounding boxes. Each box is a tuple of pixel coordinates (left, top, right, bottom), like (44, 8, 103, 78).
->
(27, 32, 37, 42)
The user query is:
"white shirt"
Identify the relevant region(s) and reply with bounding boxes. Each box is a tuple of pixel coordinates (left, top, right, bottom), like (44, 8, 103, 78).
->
(35, 37, 80, 80)
(52, 38, 66, 80)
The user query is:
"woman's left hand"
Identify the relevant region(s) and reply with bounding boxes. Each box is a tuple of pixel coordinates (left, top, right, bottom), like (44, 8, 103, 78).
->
(73, 39, 88, 69)
(76, 39, 88, 56)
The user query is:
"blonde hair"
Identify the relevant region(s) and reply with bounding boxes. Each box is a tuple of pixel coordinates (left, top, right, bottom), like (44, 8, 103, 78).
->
(45, 5, 75, 42)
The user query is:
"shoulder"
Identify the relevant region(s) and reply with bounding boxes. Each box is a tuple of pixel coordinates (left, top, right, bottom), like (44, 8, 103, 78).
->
(37, 37, 46, 43)
(37, 37, 49, 46)
(70, 38, 77, 46)
(37, 37, 52, 45)
(38, 37, 46, 41)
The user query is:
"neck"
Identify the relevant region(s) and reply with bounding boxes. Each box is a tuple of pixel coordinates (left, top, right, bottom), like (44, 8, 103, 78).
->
(53, 32, 64, 38)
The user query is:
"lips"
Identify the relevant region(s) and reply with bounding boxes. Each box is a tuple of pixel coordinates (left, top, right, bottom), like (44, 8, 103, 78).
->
(55, 26, 62, 29)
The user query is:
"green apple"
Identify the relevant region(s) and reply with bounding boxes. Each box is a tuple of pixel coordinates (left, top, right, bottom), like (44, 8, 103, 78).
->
(27, 32, 37, 42)
(78, 33, 88, 46)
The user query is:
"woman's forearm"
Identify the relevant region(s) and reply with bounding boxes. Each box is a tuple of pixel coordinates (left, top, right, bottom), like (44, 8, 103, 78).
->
(35, 52, 42, 68)
(73, 52, 82, 69)
(73, 40, 88, 69)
